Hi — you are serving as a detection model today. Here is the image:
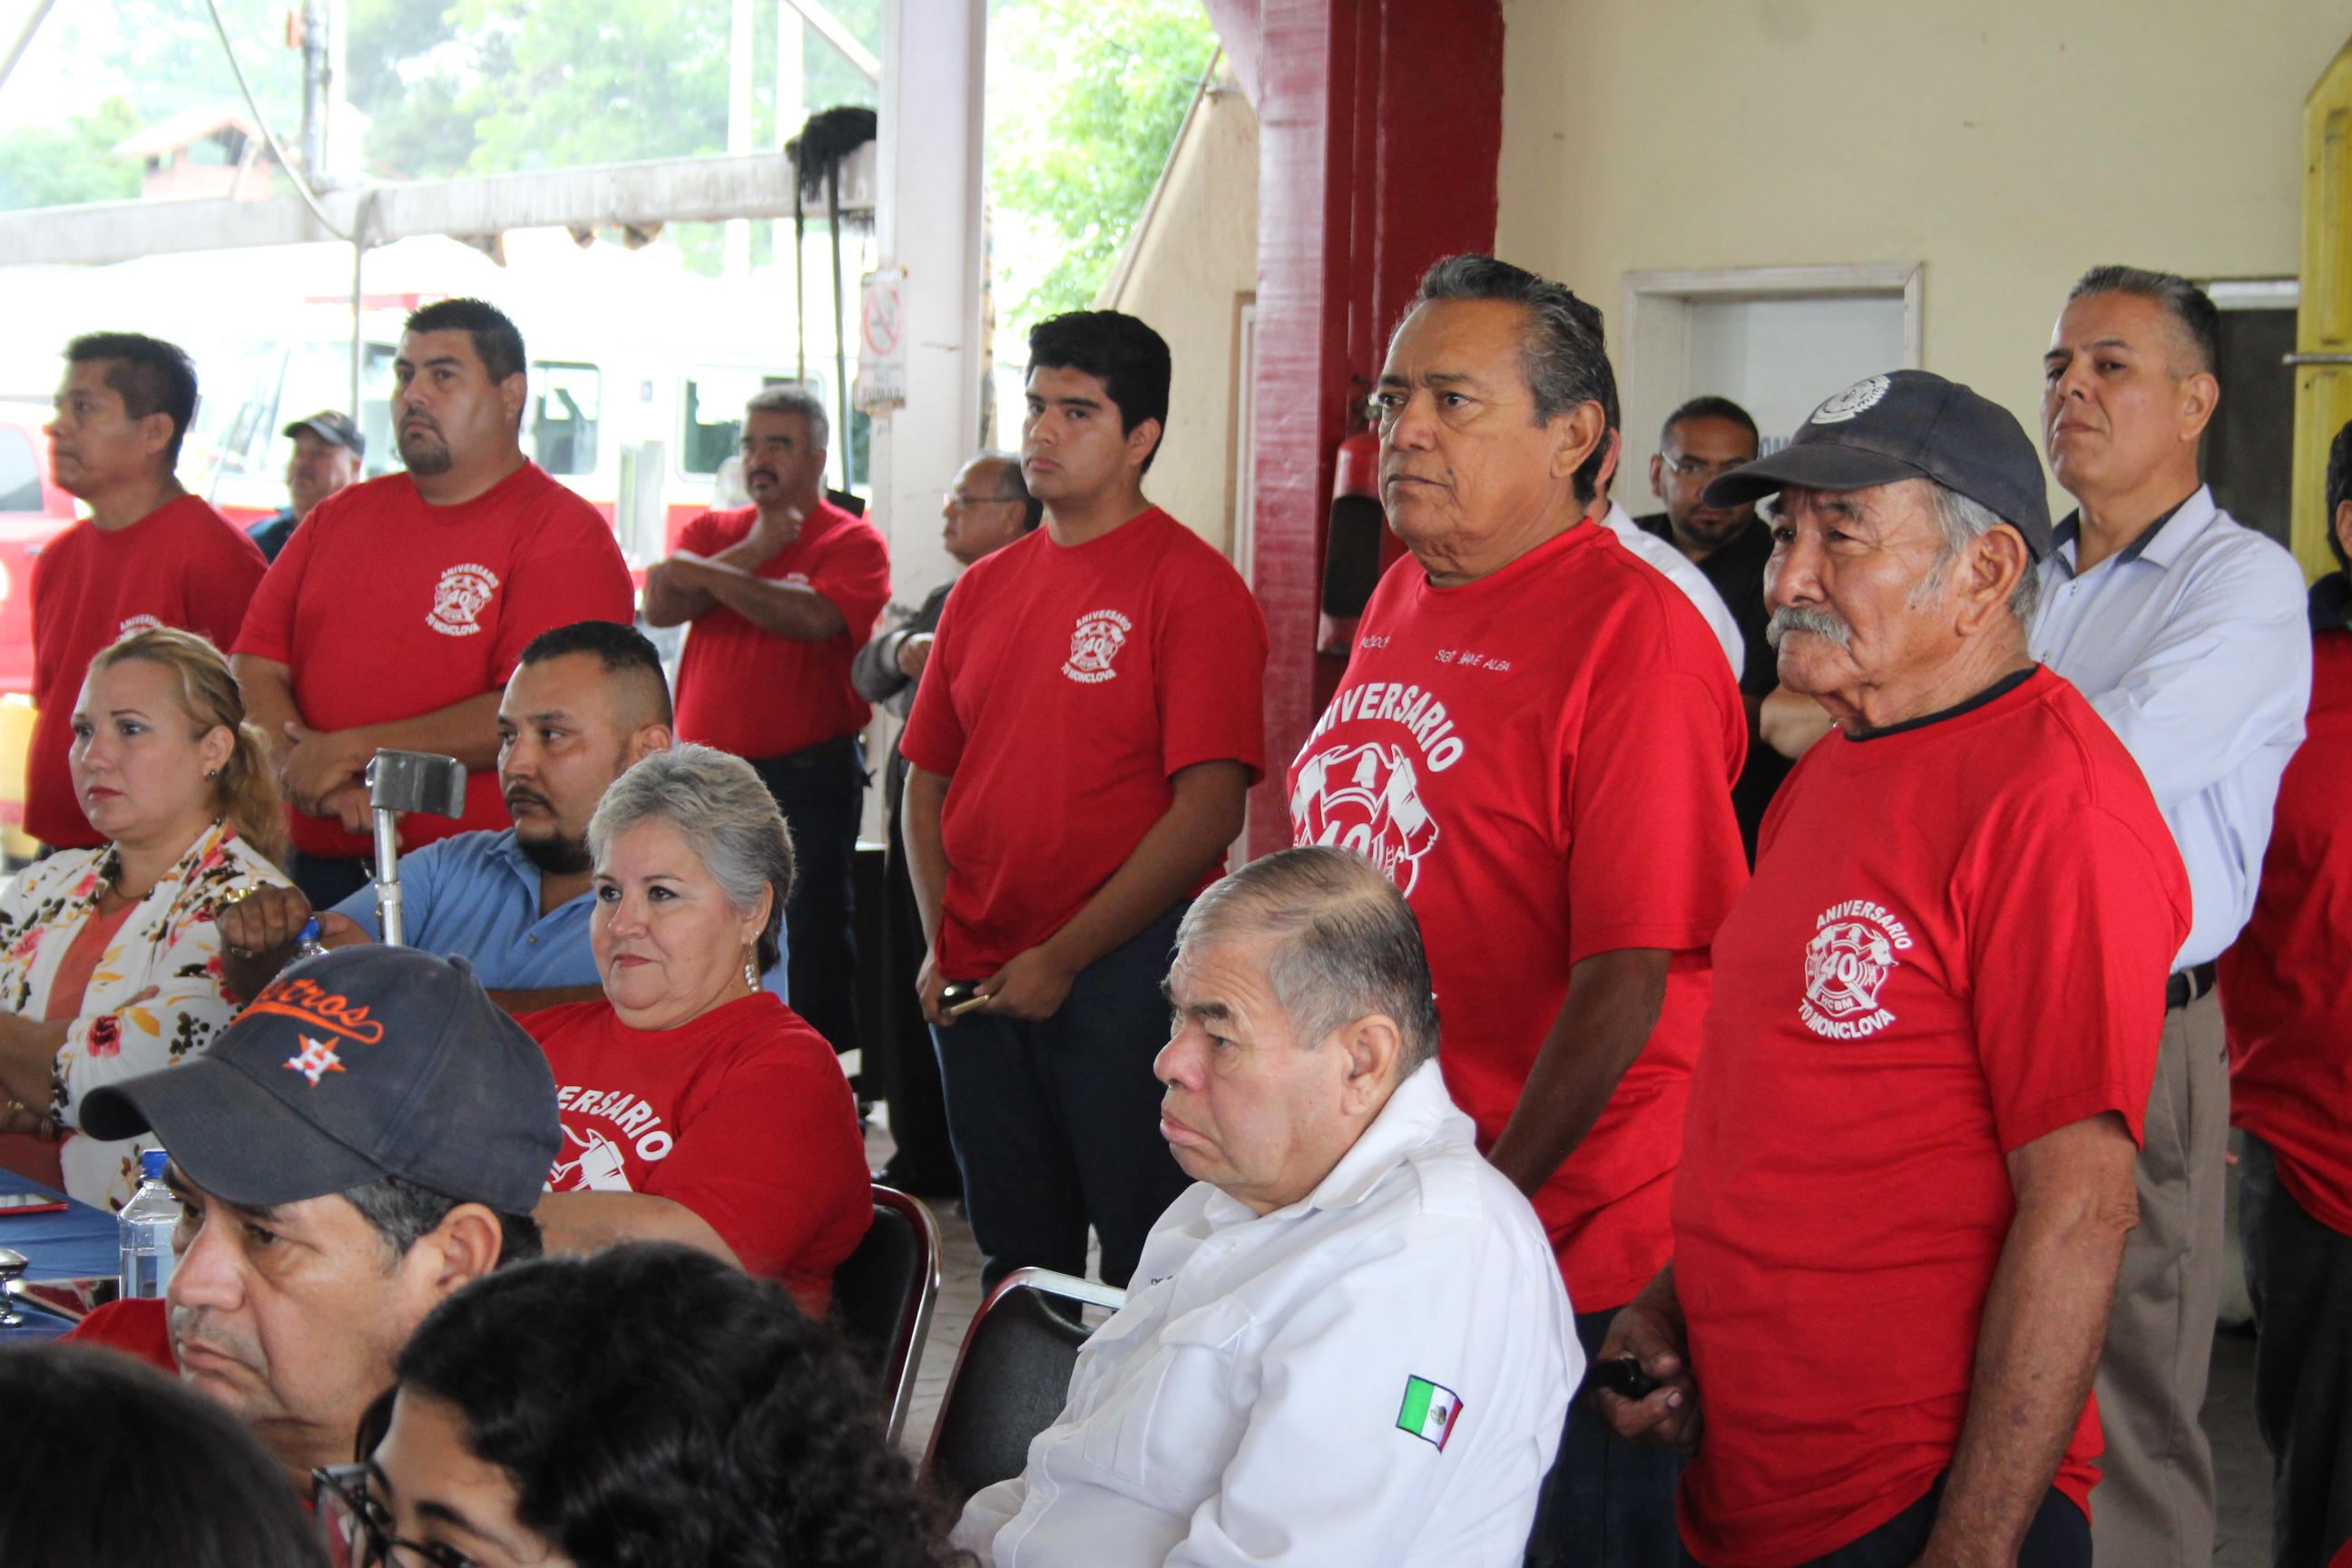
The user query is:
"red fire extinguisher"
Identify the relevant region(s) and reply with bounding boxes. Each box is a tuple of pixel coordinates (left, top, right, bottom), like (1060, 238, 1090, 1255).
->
(1318, 421, 1385, 657)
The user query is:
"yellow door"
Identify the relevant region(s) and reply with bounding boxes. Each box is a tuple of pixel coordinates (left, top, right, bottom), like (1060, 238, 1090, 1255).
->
(2292, 35, 2352, 583)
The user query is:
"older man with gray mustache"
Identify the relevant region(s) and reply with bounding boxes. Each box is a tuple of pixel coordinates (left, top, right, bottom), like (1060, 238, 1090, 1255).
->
(1596, 371, 2191, 1568)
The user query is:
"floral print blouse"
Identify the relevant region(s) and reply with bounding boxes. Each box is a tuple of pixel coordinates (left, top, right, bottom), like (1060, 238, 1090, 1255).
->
(0, 820, 289, 1208)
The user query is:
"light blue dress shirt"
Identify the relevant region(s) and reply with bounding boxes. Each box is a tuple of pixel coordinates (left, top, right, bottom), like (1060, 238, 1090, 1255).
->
(331, 828, 789, 998)
(2031, 486, 2311, 969)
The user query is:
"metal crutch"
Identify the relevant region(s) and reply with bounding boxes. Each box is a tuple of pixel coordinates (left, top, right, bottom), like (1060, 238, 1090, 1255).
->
(363, 750, 466, 947)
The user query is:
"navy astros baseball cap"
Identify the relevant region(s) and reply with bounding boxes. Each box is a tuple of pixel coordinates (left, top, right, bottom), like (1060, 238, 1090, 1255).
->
(1703, 369, 2053, 559)
(282, 408, 365, 459)
(81, 947, 558, 1215)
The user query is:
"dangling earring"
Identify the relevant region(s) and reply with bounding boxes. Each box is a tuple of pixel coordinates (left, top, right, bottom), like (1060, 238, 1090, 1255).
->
(743, 955, 759, 988)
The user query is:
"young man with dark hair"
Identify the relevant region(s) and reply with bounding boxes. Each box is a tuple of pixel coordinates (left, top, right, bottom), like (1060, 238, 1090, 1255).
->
(231, 298, 633, 911)
(644, 383, 891, 1060)
(1633, 394, 1791, 857)
(2215, 417, 2352, 1568)
(216, 621, 675, 1014)
(30, 333, 268, 850)
(63, 946, 559, 1495)
(902, 310, 1268, 1289)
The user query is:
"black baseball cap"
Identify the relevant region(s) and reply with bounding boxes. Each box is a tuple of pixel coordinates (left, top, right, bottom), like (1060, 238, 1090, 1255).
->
(81, 947, 557, 1214)
(1703, 369, 2053, 558)
(282, 408, 364, 458)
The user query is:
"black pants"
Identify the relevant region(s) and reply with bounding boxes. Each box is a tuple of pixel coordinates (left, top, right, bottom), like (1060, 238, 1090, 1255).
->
(1720, 1473, 2087, 1568)
(2241, 1133, 2352, 1568)
(1524, 1308, 1685, 1567)
(748, 736, 865, 1057)
(289, 850, 371, 913)
(876, 770, 960, 1198)
(931, 903, 1193, 1290)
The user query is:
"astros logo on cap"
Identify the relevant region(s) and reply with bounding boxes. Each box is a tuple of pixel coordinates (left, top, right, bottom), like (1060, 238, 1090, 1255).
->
(245, 975, 387, 1087)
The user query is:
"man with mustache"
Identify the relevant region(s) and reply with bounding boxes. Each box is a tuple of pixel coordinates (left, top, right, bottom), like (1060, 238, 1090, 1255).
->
(2031, 268, 2311, 1568)
(231, 298, 634, 911)
(28, 332, 268, 853)
(1286, 255, 1748, 1568)
(1597, 371, 2190, 1568)
(213, 621, 675, 1014)
(62, 946, 558, 1497)
(645, 385, 891, 1063)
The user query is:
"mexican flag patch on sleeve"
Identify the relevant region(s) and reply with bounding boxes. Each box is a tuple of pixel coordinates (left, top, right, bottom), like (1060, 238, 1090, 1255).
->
(1396, 1375, 1463, 1450)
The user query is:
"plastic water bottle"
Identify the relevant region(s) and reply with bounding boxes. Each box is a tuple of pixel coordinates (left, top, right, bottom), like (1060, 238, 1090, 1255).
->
(291, 917, 331, 965)
(118, 1149, 179, 1299)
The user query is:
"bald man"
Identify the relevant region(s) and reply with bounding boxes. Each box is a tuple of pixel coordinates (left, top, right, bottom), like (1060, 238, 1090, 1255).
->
(215, 620, 675, 1014)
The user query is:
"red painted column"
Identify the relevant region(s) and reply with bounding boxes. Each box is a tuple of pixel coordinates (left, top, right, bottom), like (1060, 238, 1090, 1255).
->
(1242, 0, 1504, 857)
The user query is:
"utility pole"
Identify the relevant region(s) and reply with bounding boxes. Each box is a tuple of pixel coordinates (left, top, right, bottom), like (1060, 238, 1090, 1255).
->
(725, 0, 756, 278)
(775, 1, 804, 288)
(296, 0, 327, 178)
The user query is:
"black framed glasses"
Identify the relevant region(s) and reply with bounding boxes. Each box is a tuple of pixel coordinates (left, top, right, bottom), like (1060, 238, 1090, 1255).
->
(313, 1463, 480, 1568)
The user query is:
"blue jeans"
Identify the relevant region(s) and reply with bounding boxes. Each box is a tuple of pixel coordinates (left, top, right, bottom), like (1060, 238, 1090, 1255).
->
(931, 903, 1192, 1290)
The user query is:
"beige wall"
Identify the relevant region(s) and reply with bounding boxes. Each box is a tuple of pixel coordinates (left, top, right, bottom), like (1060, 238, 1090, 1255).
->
(1497, 0, 2352, 505)
(1098, 63, 1260, 554)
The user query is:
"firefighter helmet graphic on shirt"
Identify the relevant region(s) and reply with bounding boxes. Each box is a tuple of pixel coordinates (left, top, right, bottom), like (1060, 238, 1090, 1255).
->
(1799, 899, 1916, 1040)
(1063, 607, 1132, 683)
(549, 1123, 633, 1191)
(426, 562, 502, 638)
(1289, 740, 1441, 894)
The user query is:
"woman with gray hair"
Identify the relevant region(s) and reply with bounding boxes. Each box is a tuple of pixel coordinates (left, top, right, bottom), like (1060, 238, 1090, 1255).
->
(521, 743, 871, 1312)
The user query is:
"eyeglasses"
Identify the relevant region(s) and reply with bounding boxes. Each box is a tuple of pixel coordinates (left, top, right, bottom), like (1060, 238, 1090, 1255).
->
(313, 1464, 480, 1568)
(1661, 454, 1751, 481)
(943, 491, 1022, 510)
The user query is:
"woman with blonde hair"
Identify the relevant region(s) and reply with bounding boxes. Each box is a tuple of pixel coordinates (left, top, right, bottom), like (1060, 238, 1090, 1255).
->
(0, 627, 290, 1207)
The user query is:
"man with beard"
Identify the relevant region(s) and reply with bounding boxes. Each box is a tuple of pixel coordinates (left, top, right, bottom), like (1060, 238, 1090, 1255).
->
(231, 298, 634, 911)
(214, 622, 674, 1014)
(61, 946, 558, 1498)
(645, 385, 891, 1062)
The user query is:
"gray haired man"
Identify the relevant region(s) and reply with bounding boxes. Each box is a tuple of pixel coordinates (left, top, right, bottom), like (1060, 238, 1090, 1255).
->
(644, 384, 894, 1063)
(2035, 266, 2311, 1568)
(956, 846, 1575, 1566)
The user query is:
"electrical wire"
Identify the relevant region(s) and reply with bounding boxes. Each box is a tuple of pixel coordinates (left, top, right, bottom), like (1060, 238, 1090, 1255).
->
(200, 0, 355, 241)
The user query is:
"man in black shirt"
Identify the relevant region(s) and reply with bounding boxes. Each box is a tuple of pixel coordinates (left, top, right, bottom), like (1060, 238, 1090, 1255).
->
(1634, 396, 1788, 858)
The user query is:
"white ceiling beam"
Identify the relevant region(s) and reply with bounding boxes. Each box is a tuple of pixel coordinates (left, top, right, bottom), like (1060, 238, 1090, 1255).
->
(0, 144, 877, 265)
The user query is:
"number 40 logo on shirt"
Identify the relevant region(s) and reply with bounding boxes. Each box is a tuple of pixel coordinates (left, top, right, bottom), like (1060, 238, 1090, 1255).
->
(1396, 1375, 1463, 1450)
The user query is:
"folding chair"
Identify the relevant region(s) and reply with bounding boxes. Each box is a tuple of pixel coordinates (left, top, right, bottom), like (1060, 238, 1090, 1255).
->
(917, 1267, 1126, 1504)
(828, 1184, 941, 1446)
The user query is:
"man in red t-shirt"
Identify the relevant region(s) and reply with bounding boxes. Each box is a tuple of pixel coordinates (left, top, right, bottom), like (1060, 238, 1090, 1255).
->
(1288, 256, 1747, 1568)
(902, 310, 1267, 1289)
(643, 386, 890, 1057)
(232, 298, 633, 910)
(2216, 418, 2352, 1568)
(1596, 371, 2189, 1568)
(30, 333, 267, 849)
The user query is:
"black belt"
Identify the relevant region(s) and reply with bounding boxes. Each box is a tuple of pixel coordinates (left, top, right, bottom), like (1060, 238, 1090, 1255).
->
(2165, 960, 2218, 1011)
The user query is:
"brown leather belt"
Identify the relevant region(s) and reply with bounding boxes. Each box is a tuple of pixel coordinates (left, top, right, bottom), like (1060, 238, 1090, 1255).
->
(2165, 960, 2219, 1011)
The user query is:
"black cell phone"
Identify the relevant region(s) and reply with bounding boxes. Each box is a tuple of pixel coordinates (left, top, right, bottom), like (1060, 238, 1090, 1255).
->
(938, 982, 987, 1018)
(1592, 1356, 1661, 1401)
(0, 1191, 67, 1215)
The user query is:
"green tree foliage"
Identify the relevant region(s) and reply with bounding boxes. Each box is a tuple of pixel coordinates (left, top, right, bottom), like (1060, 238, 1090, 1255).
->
(0, 96, 143, 211)
(989, 0, 1214, 320)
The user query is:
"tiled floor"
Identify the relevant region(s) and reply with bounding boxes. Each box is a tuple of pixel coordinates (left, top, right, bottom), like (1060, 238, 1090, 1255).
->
(866, 1120, 2282, 1554)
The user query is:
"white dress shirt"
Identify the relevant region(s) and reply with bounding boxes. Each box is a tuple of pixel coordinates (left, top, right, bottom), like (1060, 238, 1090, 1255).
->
(1602, 500, 1746, 680)
(2031, 486, 2310, 968)
(955, 1059, 1577, 1568)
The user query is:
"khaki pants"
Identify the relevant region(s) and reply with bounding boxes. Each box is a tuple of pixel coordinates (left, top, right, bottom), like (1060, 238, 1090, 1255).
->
(2092, 989, 2229, 1568)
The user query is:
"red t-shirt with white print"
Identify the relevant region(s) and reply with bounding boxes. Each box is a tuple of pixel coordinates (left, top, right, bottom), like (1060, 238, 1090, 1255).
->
(1289, 521, 1749, 1314)
(671, 500, 893, 760)
(1673, 667, 2189, 1568)
(232, 463, 633, 860)
(524, 991, 870, 1313)
(900, 507, 1268, 977)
